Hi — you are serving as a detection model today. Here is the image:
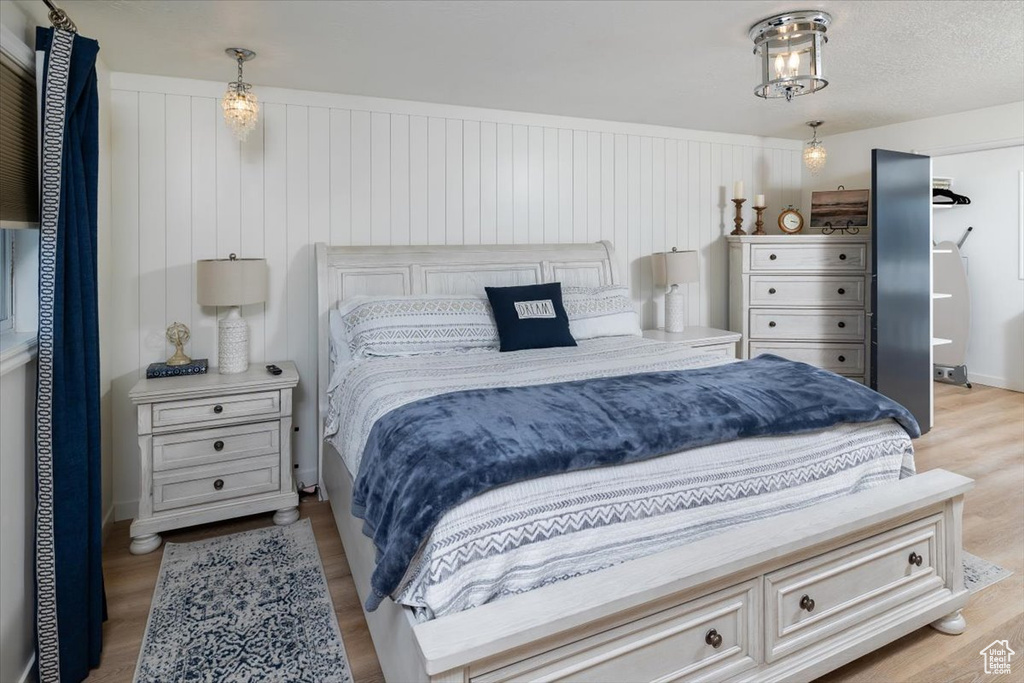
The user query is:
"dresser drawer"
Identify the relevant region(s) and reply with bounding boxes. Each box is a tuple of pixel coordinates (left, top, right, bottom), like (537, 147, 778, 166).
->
(750, 243, 867, 272)
(152, 421, 280, 472)
(749, 275, 866, 307)
(151, 391, 281, 429)
(765, 514, 946, 662)
(473, 580, 758, 683)
(749, 341, 865, 374)
(152, 455, 281, 512)
(750, 309, 865, 341)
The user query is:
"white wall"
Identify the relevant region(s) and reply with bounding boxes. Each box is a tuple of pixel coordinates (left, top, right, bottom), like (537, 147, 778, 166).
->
(933, 146, 1024, 391)
(801, 101, 1024, 392)
(800, 102, 1024, 210)
(109, 72, 804, 518)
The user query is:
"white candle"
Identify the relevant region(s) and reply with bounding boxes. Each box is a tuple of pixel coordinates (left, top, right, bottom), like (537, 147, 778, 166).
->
(734, 181, 744, 199)
(755, 194, 765, 207)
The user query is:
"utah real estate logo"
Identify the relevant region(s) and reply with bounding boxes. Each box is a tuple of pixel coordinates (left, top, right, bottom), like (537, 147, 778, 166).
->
(979, 640, 1015, 675)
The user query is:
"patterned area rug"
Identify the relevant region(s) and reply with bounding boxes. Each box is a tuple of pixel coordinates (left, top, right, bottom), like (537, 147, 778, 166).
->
(963, 551, 1013, 594)
(135, 519, 352, 683)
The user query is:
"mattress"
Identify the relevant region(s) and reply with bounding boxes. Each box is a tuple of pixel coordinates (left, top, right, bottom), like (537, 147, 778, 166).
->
(325, 336, 916, 618)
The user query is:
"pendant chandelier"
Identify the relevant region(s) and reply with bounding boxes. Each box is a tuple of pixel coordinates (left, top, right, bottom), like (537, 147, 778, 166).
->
(803, 121, 827, 174)
(750, 11, 831, 102)
(223, 48, 259, 142)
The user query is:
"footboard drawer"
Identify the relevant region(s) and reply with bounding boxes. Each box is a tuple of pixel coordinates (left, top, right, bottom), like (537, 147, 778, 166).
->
(765, 514, 947, 662)
(472, 580, 758, 683)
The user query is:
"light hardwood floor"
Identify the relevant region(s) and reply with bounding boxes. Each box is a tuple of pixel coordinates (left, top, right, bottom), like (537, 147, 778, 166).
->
(91, 383, 1022, 682)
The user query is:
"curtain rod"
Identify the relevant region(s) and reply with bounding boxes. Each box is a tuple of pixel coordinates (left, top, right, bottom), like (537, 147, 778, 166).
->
(42, 0, 77, 33)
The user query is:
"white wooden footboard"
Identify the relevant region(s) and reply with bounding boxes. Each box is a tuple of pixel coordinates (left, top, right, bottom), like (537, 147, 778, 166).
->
(323, 459, 971, 683)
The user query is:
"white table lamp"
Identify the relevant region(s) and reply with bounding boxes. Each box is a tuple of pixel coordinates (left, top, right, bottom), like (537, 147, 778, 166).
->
(653, 248, 699, 333)
(197, 254, 268, 374)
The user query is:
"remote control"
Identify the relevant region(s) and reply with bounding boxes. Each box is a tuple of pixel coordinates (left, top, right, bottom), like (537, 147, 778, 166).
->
(266, 364, 283, 376)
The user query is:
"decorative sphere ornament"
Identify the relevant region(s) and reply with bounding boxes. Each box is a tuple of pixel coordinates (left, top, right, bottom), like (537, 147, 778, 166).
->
(165, 322, 192, 366)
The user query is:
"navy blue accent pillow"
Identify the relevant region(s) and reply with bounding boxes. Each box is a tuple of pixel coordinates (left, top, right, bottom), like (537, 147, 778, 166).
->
(485, 283, 577, 352)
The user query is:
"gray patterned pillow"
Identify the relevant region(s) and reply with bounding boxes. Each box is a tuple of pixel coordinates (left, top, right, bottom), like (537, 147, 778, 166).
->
(563, 285, 641, 340)
(337, 295, 499, 358)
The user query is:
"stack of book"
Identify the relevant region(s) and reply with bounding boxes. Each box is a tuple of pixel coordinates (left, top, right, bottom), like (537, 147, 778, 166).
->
(146, 358, 208, 379)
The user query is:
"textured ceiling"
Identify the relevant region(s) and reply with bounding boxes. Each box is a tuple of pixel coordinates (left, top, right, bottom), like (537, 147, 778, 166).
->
(11, 0, 1024, 139)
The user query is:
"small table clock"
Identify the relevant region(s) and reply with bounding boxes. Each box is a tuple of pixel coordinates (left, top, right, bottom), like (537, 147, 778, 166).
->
(778, 206, 805, 234)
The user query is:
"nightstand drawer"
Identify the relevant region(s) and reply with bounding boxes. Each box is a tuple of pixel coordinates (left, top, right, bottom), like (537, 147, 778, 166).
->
(748, 341, 865, 374)
(152, 455, 281, 512)
(750, 244, 866, 272)
(153, 421, 280, 472)
(749, 275, 866, 307)
(151, 391, 281, 429)
(749, 309, 865, 341)
(692, 343, 737, 359)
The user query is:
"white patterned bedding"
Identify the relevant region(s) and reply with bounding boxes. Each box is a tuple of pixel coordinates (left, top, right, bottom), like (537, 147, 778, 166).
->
(325, 336, 915, 618)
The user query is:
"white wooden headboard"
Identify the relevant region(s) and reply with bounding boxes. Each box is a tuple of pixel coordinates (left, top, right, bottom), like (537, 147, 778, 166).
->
(313, 240, 620, 490)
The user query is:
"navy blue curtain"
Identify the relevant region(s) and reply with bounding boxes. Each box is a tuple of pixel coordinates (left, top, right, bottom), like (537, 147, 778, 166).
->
(34, 27, 105, 683)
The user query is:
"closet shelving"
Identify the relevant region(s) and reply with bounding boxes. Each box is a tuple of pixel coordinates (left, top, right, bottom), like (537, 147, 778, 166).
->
(931, 176, 953, 346)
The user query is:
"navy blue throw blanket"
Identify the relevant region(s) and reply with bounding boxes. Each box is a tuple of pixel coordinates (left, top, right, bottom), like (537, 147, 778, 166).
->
(353, 355, 919, 610)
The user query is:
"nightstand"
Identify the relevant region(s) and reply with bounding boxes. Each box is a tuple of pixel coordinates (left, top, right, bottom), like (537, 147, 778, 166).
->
(128, 362, 300, 554)
(642, 327, 742, 359)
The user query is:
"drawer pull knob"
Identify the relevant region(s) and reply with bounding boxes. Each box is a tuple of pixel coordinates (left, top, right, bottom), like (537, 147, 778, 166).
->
(769, 321, 777, 328)
(838, 288, 846, 295)
(213, 479, 225, 491)
(800, 594, 815, 612)
(705, 629, 723, 648)
(839, 253, 847, 260)
(838, 355, 846, 363)
(214, 440, 225, 452)
(838, 321, 846, 328)
(909, 552, 923, 567)
(769, 253, 777, 260)
(213, 404, 224, 414)
(768, 287, 777, 294)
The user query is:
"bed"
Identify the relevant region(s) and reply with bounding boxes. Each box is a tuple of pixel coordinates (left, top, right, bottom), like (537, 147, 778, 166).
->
(315, 241, 971, 683)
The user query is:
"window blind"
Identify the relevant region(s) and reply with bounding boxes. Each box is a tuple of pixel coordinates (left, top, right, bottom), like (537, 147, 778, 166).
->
(0, 51, 38, 226)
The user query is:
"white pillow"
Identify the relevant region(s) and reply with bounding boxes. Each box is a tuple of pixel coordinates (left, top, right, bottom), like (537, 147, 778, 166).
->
(337, 294, 499, 359)
(563, 285, 641, 340)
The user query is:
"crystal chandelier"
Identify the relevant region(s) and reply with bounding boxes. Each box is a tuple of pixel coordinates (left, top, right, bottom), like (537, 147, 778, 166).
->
(803, 121, 827, 174)
(223, 48, 259, 142)
(750, 11, 831, 102)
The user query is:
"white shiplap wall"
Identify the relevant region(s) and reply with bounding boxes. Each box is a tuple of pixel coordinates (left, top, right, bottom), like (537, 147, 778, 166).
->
(109, 73, 803, 518)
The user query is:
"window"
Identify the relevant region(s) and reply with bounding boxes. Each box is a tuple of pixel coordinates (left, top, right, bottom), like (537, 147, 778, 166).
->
(0, 229, 12, 332)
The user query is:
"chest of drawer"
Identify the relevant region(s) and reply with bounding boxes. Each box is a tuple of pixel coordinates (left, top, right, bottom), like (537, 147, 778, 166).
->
(749, 275, 866, 307)
(152, 421, 280, 472)
(764, 514, 946, 662)
(473, 580, 758, 683)
(152, 455, 281, 512)
(151, 390, 281, 429)
(748, 341, 865, 375)
(750, 244, 866, 272)
(750, 309, 865, 341)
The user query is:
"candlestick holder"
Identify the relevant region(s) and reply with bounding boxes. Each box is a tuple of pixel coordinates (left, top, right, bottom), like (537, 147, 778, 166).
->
(730, 199, 746, 235)
(752, 205, 767, 235)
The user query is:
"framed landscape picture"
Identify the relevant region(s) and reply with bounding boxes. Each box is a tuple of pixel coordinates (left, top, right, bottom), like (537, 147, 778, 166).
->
(810, 189, 870, 229)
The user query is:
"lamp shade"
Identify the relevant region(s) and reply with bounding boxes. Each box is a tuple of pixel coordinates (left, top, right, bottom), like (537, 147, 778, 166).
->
(196, 255, 268, 306)
(653, 249, 699, 287)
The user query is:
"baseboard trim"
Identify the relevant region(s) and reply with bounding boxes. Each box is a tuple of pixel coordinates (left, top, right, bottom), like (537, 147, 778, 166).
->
(102, 504, 114, 545)
(972, 372, 1024, 393)
(18, 652, 36, 683)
